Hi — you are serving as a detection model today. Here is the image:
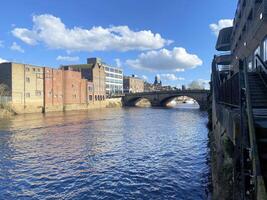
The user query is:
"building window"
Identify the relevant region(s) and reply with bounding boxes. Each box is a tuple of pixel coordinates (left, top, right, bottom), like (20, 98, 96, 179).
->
(26, 93, 30, 98)
(95, 95, 97, 101)
(36, 91, 42, 96)
(26, 77, 30, 83)
(26, 67, 30, 72)
(89, 95, 93, 101)
(33, 68, 36, 72)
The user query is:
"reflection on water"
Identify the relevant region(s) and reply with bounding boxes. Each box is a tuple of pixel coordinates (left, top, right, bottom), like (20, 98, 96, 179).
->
(0, 106, 210, 200)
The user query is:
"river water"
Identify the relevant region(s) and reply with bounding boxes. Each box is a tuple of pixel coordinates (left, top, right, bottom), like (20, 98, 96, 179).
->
(0, 105, 211, 200)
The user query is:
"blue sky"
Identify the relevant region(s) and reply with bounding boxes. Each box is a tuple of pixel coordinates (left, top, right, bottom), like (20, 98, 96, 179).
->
(0, 0, 237, 87)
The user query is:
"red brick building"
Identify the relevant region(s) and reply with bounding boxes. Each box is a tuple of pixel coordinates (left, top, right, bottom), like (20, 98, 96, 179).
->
(44, 68, 64, 109)
(63, 70, 87, 105)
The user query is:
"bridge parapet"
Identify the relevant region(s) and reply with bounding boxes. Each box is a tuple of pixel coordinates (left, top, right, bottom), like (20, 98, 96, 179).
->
(122, 90, 210, 110)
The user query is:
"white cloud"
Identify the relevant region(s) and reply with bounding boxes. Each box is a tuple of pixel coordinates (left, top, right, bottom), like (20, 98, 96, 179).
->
(158, 73, 185, 81)
(12, 14, 172, 52)
(114, 58, 122, 67)
(10, 42, 24, 53)
(0, 58, 8, 63)
(187, 79, 210, 90)
(209, 19, 233, 36)
(126, 47, 203, 72)
(142, 75, 148, 81)
(56, 55, 79, 62)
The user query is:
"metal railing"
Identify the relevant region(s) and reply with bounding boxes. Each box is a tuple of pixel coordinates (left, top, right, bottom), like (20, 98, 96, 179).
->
(212, 55, 267, 198)
(255, 54, 267, 88)
(242, 58, 267, 199)
(217, 72, 240, 107)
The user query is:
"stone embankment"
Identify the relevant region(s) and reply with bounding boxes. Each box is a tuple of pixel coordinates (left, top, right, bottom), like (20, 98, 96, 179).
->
(105, 98, 123, 108)
(0, 105, 16, 118)
(0, 98, 123, 118)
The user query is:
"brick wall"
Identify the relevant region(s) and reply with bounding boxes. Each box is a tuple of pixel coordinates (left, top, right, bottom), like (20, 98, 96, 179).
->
(63, 70, 87, 105)
(44, 68, 64, 107)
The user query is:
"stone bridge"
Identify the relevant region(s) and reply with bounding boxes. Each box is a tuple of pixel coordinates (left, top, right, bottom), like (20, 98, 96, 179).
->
(122, 90, 210, 110)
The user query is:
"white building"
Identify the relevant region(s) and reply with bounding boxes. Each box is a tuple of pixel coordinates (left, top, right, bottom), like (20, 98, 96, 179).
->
(104, 65, 123, 96)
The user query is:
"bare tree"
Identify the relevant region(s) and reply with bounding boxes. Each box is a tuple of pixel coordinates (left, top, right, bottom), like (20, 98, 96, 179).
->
(187, 80, 206, 90)
(0, 84, 10, 96)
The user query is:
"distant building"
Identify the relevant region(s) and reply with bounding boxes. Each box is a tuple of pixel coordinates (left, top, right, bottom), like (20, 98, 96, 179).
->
(61, 58, 106, 102)
(0, 62, 44, 113)
(87, 58, 123, 96)
(144, 81, 154, 92)
(154, 75, 162, 86)
(123, 75, 144, 93)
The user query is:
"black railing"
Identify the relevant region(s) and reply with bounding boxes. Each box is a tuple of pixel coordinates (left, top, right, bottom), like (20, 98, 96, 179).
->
(218, 73, 240, 107)
(255, 54, 267, 89)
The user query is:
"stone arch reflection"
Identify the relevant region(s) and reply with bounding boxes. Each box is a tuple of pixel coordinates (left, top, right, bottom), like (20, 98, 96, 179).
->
(161, 95, 200, 109)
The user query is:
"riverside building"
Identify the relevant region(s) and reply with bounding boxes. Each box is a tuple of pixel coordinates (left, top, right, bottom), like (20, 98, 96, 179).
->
(212, 0, 267, 199)
(61, 58, 106, 103)
(123, 75, 144, 93)
(87, 58, 123, 97)
(0, 59, 107, 113)
(0, 62, 44, 113)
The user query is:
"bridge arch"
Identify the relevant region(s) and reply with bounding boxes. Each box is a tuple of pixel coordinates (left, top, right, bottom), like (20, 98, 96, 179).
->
(160, 95, 200, 107)
(124, 96, 152, 107)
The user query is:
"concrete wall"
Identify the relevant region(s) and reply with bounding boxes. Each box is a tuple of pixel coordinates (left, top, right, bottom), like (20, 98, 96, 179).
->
(230, 0, 267, 72)
(210, 87, 242, 199)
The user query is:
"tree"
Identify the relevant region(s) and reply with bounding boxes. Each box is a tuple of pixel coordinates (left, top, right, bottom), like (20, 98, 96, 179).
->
(0, 84, 10, 96)
(187, 80, 207, 90)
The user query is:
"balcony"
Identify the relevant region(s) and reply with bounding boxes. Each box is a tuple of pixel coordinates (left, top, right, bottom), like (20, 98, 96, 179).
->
(215, 53, 233, 65)
(216, 27, 233, 51)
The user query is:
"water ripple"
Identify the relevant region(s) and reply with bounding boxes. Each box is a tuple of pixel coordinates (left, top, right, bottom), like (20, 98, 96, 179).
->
(0, 107, 211, 200)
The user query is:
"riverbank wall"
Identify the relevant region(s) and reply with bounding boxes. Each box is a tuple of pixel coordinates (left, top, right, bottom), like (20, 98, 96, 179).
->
(0, 98, 122, 117)
(209, 93, 241, 199)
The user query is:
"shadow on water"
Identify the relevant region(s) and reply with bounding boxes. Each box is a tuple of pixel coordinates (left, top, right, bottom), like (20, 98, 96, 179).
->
(0, 106, 211, 200)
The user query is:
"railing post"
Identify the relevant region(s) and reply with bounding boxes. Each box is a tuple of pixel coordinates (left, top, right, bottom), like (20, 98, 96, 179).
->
(239, 59, 247, 199)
